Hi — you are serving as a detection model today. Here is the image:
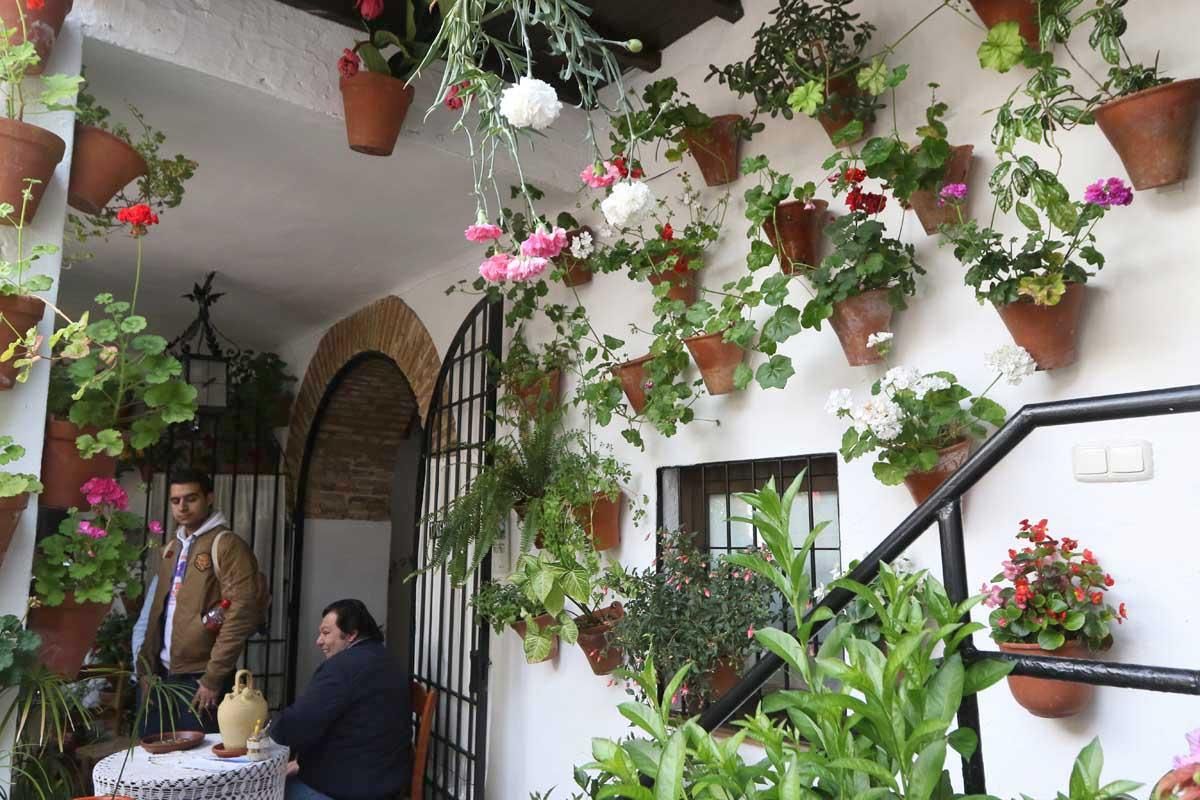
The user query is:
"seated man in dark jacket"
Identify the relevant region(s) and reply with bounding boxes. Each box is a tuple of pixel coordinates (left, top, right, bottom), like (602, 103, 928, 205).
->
(273, 599, 412, 800)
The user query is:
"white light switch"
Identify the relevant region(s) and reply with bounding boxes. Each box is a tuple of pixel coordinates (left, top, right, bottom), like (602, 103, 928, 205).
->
(1073, 447, 1108, 475)
(1073, 441, 1153, 483)
(1109, 446, 1144, 473)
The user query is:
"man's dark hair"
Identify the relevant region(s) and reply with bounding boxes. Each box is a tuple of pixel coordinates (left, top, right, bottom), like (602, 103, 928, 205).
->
(168, 467, 214, 494)
(322, 599, 384, 642)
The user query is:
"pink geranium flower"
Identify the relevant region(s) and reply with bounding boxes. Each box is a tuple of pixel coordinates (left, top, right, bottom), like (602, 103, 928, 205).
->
(78, 520, 107, 540)
(938, 182, 968, 207)
(479, 253, 511, 283)
(81, 477, 129, 511)
(1083, 177, 1134, 208)
(519, 226, 568, 259)
(464, 223, 503, 243)
(149, 520, 164, 535)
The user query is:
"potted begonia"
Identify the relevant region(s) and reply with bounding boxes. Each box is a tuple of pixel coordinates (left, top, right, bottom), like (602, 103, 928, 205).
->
(0, 436, 40, 568)
(982, 519, 1126, 718)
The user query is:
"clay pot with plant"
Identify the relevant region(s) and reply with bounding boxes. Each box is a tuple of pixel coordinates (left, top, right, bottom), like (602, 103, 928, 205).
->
(0, 436, 41, 569)
(983, 519, 1125, 718)
(743, 155, 826, 275)
(612, 354, 653, 414)
(672, 293, 754, 397)
(474, 581, 560, 664)
(967, 0, 1041, 49)
(0, 184, 53, 392)
(504, 335, 570, 419)
(67, 85, 149, 215)
(557, 226, 595, 287)
(0, 0, 72, 74)
(575, 602, 625, 676)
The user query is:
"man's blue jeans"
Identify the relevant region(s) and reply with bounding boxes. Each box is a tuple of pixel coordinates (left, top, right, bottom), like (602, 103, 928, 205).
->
(285, 777, 336, 800)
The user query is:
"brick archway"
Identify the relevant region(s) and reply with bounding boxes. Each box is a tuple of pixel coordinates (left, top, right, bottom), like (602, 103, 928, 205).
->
(284, 295, 441, 509)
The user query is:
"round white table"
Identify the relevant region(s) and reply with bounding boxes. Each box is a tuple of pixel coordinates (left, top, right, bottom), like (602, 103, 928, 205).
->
(92, 734, 287, 800)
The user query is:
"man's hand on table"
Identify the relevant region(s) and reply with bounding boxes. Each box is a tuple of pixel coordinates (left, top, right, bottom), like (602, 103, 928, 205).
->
(193, 683, 220, 712)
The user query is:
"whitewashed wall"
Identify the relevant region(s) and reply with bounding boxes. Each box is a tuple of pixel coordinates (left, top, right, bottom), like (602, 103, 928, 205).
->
(273, 0, 1200, 797)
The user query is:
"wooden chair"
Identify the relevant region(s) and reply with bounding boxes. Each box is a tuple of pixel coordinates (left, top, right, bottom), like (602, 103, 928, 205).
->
(410, 680, 437, 800)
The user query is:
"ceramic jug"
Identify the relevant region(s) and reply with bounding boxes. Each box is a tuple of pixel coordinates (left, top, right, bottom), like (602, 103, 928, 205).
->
(217, 669, 268, 750)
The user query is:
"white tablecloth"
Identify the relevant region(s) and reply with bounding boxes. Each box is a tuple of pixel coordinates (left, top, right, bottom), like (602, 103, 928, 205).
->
(92, 734, 287, 800)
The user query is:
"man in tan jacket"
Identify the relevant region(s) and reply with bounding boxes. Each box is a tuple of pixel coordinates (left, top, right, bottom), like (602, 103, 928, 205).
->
(138, 468, 261, 735)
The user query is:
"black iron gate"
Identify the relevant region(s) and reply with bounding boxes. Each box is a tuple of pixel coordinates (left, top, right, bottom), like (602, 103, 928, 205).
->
(410, 297, 503, 800)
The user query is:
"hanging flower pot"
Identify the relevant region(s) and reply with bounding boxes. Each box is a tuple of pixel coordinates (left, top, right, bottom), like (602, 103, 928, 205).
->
(0, 0, 72, 75)
(339, 73, 416, 156)
(903, 439, 971, 505)
(908, 145, 975, 235)
(39, 417, 117, 510)
(511, 369, 561, 417)
(818, 76, 870, 146)
(575, 491, 623, 552)
(997, 640, 1096, 718)
(683, 330, 744, 396)
(67, 124, 148, 215)
(575, 602, 624, 676)
(828, 289, 894, 367)
(0, 119, 66, 225)
(28, 593, 111, 679)
(0, 295, 44, 390)
(512, 613, 559, 663)
(559, 227, 594, 287)
(967, 0, 1040, 49)
(647, 259, 698, 305)
(994, 282, 1086, 370)
(0, 492, 28, 571)
(1092, 79, 1200, 190)
(613, 354, 653, 414)
(681, 114, 743, 187)
(762, 199, 828, 275)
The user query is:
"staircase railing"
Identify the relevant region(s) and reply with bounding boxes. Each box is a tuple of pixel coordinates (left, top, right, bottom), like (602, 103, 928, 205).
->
(696, 384, 1200, 794)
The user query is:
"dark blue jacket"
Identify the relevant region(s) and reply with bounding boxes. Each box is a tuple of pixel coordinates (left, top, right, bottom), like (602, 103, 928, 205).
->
(272, 640, 412, 800)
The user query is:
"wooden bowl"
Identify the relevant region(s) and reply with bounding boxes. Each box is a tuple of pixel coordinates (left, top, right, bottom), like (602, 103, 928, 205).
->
(140, 730, 206, 754)
(212, 742, 248, 758)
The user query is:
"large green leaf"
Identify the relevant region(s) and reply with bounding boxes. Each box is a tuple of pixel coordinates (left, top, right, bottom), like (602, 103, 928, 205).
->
(654, 730, 686, 800)
(907, 739, 947, 800)
(978, 22, 1025, 73)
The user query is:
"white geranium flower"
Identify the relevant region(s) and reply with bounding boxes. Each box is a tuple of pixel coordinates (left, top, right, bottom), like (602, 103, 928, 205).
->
(852, 396, 903, 441)
(569, 230, 594, 260)
(912, 375, 951, 400)
(866, 331, 894, 349)
(499, 77, 563, 130)
(985, 344, 1037, 384)
(880, 366, 921, 397)
(824, 388, 854, 416)
(601, 180, 656, 229)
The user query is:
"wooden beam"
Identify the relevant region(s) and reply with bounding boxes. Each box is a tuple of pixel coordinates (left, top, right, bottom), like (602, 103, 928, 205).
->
(700, 0, 744, 23)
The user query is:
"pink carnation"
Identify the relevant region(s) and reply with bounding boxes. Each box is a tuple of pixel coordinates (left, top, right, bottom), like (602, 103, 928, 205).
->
(507, 256, 549, 281)
(580, 161, 620, 189)
(479, 253, 511, 283)
(464, 223, 503, 243)
(81, 477, 129, 511)
(519, 226, 568, 259)
(78, 520, 107, 540)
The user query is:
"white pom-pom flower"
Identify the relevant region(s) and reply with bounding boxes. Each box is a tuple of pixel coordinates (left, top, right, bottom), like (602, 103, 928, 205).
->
(601, 181, 656, 229)
(499, 77, 563, 130)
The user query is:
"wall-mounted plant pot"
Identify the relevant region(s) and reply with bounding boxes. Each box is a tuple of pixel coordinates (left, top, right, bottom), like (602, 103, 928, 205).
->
(575, 602, 624, 676)
(0, 294, 44, 390)
(28, 593, 110, 679)
(681, 661, 742, 714)
(0, 0, 72, 74)
(1093, 78, 1200, 190)
(908, 144, 975, 235)
(994, 282, 1085, 370)
(647, 263, 698, 305)
(762, 199, 828, 275)
(512, 613, 559, 663)
(40, 417, 117, 510)
(576, 490, 623, 552)
(559, 227, 594, 287)
(967, 0, 1040, 49)
(828, 289, 894, 367)
(997, 640, 1095, 718)
(0, 492, 29, 571)
(613, 354, 653, 414)
(67, 124, 148, 215)
(339, 73, 415, 157)
(683, 331, 744, 396)
(0, 118, 66, 224)
(682, 114, 743, 187)
(903, 439, 972, 505)
(818, 76, 870, 146)
(511, 369, 561, 417)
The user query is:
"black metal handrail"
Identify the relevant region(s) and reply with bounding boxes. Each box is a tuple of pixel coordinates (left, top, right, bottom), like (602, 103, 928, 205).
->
(697, 384, 1200, 793)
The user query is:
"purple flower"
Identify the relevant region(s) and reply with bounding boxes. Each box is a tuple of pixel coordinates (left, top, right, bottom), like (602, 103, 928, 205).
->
(938, 183, 968, 208)
(1173, 729, 1200, 769)
(1083, 177, 1134, 209)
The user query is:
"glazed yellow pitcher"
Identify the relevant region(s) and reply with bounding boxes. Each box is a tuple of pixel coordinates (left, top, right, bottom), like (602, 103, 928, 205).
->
(217, 670, 268, 750)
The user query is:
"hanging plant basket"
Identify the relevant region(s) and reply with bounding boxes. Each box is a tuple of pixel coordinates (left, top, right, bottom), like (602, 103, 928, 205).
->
(67, 124, 148, 215)
(28, 593, 111, 679)
(997, 640, 1096, 718)
(511, 369, 561, 417)
(575, 491, 623, 552)
(0, 0, 72, 75)
(613, 354, 653, 414)
(828, 289, 894, 367)
(994, 282, 1086, 370)
(762, 199, 829, 275)
(0, 119, 66, 225)
(0, 295, 44, 390)
(1093, 79, 1200, 190)
(818, 75, 870, 146)
(40, 417, 117, 510)
(967, 0, 1040, 49)
(575, 602, 624, 676)
(683, 331, 744, 396)
(681, 114, 743, 187)
(647, 263, 698, 305)
(0, 492, 28, 571)
(903, 439, 971, 505)
(339, 73, 415, 156)
(512, 613, 559, 663)
(908, 145, 975, 235)
(559, 227, 594, 287)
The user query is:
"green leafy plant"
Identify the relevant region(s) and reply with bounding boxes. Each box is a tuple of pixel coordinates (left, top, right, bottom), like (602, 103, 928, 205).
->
(0, 435, 41, 500)
(835, 555, 918, 644)
(0, 10, 81, 121)
(344, 0, 438, 81)
(473, 580, 542, 634)
(607, 77, 760, 161)
(91, 610, 136, 668)
(228, 348, 297, 428)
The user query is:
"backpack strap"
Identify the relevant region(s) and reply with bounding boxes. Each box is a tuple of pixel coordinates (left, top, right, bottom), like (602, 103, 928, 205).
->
(211, 529, 227, 582)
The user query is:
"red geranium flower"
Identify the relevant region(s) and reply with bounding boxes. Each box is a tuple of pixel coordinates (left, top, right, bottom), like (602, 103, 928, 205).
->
(338, 48, 360, 79)
(846, 187, 887, 214)
(843, 167, 867, 184)
(1119, 602, 1127, 619)
(116, 203, 159, 236)
(660, 223, 674, 241)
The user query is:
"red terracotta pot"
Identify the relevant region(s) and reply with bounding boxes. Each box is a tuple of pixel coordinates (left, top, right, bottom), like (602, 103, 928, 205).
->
(511, 369, 561, 417)
(512, 613, 559, 663)
(967, 0, 1041, 49)
(997, 640, 1096, 718)
(908, 144, 975, 235)
(818, 75, 870, 146)
(0, 118, 66, 225)
(683, 331, 744, 396)
(339, 73, 415, 156)
(0, 492, 28, 571)
(995, 282, 1086, 370)
(576, 491, 623, 552)
(828, 289, 894, 367)
(559, 227, 594, 287)
(68, 124, 148, 215)
(1093, 78, 1200, 190)
(39, 417, 117, 510)
(903, 439, 972, 505)
(762, 199, 828, 275)
(613, 354, 653, 414)
(575, 603, 624, 676)
(682, 114, 743, 187)
(647, 263, 698, 305)
(0, 0, 72, 74)
(0, 295, 44, 390)
(29, 593, 111, 679)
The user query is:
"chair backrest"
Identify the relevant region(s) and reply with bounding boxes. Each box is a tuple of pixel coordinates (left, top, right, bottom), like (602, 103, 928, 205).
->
(410, 680, 437, 800)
